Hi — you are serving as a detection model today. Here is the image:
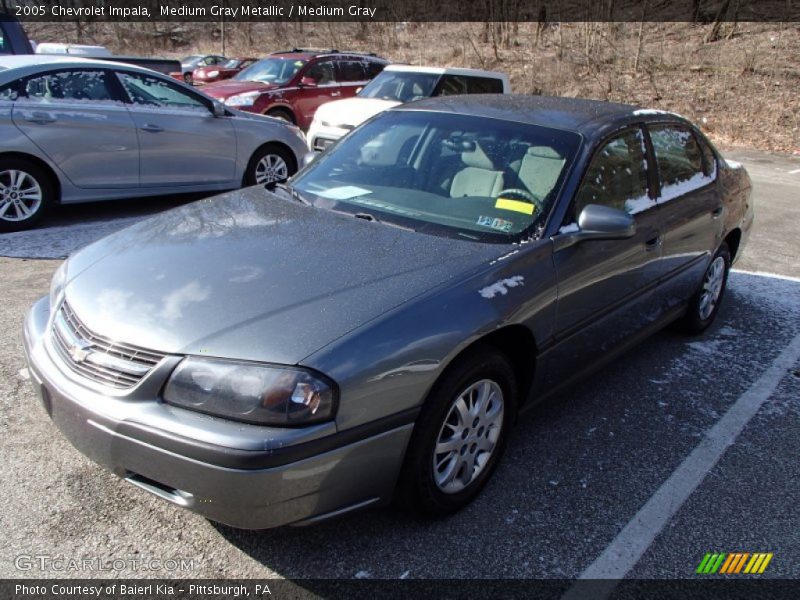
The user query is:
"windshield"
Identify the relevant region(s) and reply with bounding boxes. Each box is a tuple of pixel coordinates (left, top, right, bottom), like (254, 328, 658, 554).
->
(293, 111, 581, 242)
(223, 59, 242, 69)
(234, 57, 306, 84)
(181, 55, 203, 67)
(358, 71, 440, 102)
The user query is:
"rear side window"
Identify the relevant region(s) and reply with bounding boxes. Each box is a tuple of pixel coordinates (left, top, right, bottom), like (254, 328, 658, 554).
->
(574, 128, 651, 217)
(697, 135, 718, 179)
(364, 61, 385, 79)
(338, 60, 366, 82)
(0, 82, 18, 101)
(23, 70, 115, 103)
(466, 77, 504, 94)
(435, 75, 468, 96)
(649, 124, 709, 201)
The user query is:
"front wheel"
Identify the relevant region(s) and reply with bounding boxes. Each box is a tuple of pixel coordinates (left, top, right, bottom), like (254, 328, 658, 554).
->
(245, 144, 296, 187)
(679, 243, 731, 334)
(0, 160, 54, 232)
(399, 348, 517, 516)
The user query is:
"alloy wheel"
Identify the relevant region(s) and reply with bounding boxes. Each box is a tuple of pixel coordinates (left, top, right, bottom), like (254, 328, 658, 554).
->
(433, 379, 505, 494)
(0, 169, 43, 223)
(698, 256, 726, 321)
(255, 154, 289, 185)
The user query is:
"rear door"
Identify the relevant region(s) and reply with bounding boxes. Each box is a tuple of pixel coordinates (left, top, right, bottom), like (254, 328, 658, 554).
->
(546, 127, 665, 386)
(115, 70, 237, 187)
(647, 123, 723, 308)
(12, 68, 139, 188)
(336, 59, 369, 98)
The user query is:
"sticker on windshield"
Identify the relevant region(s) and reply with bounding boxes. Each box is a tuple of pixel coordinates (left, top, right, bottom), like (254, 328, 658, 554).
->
(495, 198, 535, 215)
(477, 216, 513, 233)
(315, 186, 372, 200)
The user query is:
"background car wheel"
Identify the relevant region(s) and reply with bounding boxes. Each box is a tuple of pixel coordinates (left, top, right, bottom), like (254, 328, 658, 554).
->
(678, 242, 731, 334)
(399, 347, 517, 516)
(245, 144, 296, 187)
(183, 73, 193, 85)
(266, 108, 295, 124)
(0, 159, 54, 232)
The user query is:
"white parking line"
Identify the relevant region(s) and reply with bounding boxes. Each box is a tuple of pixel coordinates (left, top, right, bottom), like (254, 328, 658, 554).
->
(563, 331, 800, 599)
(788, 168, 800, 175)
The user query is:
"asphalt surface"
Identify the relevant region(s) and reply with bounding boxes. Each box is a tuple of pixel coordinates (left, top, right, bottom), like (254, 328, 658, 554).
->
(0, 148, 797, 583)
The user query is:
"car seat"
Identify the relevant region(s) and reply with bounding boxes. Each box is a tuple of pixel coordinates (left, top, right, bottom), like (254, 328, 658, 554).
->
(517, 146, 565, 200)
(450, 142, 504, 198)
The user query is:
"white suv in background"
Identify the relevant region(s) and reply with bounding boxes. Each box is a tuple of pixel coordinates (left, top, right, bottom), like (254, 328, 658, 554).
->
(307, 65, 510, 151)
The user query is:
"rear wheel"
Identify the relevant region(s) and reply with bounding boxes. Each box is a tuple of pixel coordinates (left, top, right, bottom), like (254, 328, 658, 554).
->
(399, 347, 517, 516)
(678, 243, 731, 334)
(245, 144, 296, 187)
(0, 159, 54, 232)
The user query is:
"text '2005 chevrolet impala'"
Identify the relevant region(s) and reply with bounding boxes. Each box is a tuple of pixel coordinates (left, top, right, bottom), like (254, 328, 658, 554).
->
(23, 95, 753, 529)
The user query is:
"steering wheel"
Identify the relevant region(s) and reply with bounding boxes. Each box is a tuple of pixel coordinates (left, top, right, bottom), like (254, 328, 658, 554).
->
(496, 188, 544, 215)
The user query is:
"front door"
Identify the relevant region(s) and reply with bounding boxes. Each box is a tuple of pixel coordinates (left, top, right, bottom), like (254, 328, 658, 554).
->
(546, 127, 665, 387)
(115, 71, 237, 187)
(292, 60, 341, 130)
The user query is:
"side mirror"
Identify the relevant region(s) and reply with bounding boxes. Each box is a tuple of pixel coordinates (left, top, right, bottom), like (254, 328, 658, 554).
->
(552, 204, 635, 251)
(301, 151, 317, 168)
(299, 76, 318, 87)
(211, 101, 226, 117)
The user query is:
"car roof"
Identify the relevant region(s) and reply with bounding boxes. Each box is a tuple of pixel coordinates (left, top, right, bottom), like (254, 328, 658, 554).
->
(396, 94, 688, 138)
(0, 55, 169, 84)
(384, 64, 507, 80)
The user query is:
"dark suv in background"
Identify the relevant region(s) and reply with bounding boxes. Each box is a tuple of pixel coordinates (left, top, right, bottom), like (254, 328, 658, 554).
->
(0, 14, 35, 55)
(203, 48, 388, 130)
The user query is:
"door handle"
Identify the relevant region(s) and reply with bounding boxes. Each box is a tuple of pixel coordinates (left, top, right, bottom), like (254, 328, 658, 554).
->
(330, 91, 341, 97)
(25, 111, 56, 124)
(645, 235, 662, 251)
(711, 205, 724, 218)
(140, 124, 163, 133)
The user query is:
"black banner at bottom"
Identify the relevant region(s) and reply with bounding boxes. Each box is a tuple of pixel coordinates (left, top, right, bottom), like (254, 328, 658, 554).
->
(3, 579, 800, 600)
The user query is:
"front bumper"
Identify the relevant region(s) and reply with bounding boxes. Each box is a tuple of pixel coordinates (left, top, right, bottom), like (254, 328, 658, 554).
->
(23, 296, 413, 529)
(306, 122, 348, 152)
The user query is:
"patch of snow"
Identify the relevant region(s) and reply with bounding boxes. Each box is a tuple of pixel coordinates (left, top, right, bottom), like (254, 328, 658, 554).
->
(558, 223, 580, 234)
(633, 108, 684, 118)
(725, 159, 744, 169)
(624, 194, 656, 215)
(18, 368, 30, 380)
(479, 275, 525, 299)
(659, 171, 714, 203)
(354, 571, 371, 579)
(399, 570, 410, 579)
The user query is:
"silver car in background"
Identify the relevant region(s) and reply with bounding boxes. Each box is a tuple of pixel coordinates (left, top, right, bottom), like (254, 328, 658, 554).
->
(0, 56, 308, 231)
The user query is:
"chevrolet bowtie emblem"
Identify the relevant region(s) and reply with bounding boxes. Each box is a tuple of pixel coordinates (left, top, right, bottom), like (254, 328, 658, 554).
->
(68, 340, 93, 363)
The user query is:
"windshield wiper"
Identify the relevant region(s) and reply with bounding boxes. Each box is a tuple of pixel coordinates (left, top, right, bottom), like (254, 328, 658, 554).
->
(353, 212, 416, 232)
(266, 181, 311, 205)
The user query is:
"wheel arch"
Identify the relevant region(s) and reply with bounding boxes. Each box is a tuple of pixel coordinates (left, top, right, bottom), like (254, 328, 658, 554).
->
(0, 151, 61, 203)
(724, 228, 742, 262)
(262, 105, 297, 124)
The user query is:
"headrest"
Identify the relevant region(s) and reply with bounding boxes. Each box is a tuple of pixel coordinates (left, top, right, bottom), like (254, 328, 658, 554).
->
(461, 142, 495, 170)
(525, 146, 563, 160)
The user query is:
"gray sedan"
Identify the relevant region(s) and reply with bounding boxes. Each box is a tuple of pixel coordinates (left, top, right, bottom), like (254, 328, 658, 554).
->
(0, 56, 308, 231)
(23, 95, 753, 528)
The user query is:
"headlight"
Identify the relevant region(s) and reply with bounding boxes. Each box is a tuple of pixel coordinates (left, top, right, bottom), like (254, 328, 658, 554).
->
(163, 357, 337, 426)
(49, 260, 68, 310)
(206, 70, 219, 78)
(224, 91, 260, 107)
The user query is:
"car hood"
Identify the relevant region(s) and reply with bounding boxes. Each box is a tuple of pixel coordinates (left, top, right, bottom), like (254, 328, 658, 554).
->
(203, 80, 278, 99)
(63, 188, 502, 366)
(314, 97, 400, 128)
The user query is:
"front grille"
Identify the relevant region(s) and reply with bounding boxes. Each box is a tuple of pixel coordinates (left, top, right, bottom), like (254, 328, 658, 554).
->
(51, 302, 167, 389)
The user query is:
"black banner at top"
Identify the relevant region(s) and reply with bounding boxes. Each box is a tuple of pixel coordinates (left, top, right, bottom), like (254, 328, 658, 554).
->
(3, 0, 800, 22)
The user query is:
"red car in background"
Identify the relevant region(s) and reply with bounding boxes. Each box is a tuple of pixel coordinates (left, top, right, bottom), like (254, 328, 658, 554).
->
(202, 48, 388, 130)
(193, 58, 257, 85)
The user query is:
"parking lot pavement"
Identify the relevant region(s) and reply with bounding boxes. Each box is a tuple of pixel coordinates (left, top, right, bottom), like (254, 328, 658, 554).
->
(0, 148, 798, 582)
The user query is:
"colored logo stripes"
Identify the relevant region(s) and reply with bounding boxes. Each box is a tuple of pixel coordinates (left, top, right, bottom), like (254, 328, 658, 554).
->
(696, 552, 773, 574)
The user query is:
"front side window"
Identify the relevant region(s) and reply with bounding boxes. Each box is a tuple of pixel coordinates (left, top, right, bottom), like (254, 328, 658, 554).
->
(117, 72, 207, 111)
(649, 124, 709, 201)
(293, 110, 580, 242)
(0, 82, 18, 101)
(234, 58, 306, 84)
(358, 71, 440, 102)
(23, 70, 114, 103)
(303, 61, 336, 85)
(574, 128, 651, 217)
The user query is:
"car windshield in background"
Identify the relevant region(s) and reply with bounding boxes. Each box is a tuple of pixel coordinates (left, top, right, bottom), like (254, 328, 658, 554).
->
(223, 59, 242, 69)
(358, 71, 440, 102)
(293, 110, 580, 242)
(181, 55, 203, 67)
(235, 58, 306, 84)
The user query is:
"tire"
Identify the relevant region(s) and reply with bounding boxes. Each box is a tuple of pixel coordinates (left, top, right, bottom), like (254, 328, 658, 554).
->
(266, 108, 295, 124)
(0, 159, 54, 232)
(678, 242, 731, 334)
(244, 144, 297, 187)
(399, 347, 517, 516)
(183, 72, 193, 85)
